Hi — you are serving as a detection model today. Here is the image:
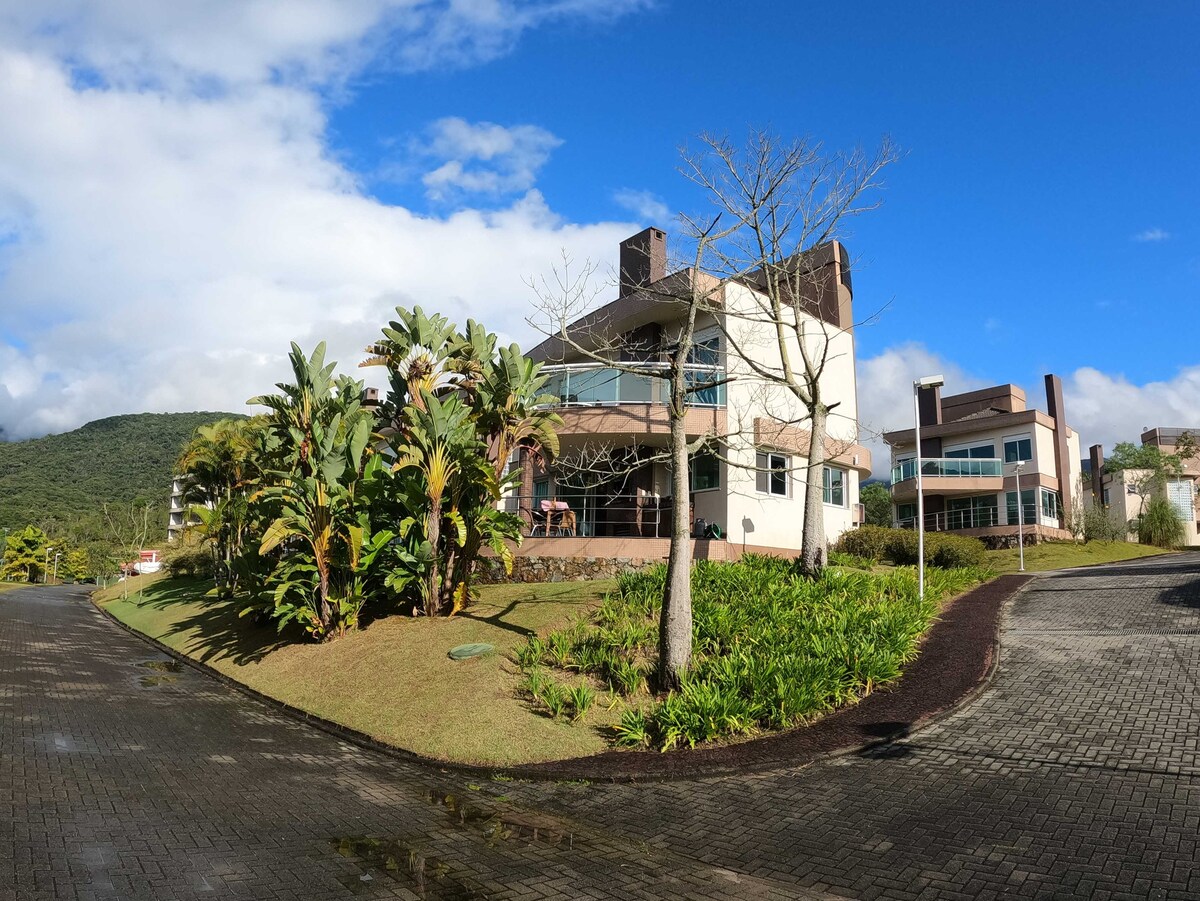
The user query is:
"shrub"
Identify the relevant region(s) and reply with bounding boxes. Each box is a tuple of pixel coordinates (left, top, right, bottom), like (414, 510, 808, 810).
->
(1138, 497, 1185, 548)
(833, 525, 894, 563)
(1083, 506, 1128, 542)
(828, 550, 873, 570)
(162, 535, 215, 579)
(927, 533, 986, 568)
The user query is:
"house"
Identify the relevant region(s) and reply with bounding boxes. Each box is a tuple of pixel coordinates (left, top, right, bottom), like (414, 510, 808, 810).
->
(1084, 428, 1200, 546)
(882, 375, 1082, 545)
(167, 476, 188, 543)
(500, 227, 871, 576)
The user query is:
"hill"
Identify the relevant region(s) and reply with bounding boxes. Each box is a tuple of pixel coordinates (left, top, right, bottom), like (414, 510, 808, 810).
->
(0, 412, 242, 544)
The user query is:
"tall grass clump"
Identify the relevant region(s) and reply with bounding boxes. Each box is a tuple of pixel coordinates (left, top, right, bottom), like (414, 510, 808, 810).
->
(516, 554, 989, 750)
(1138, 497, 1185, 548)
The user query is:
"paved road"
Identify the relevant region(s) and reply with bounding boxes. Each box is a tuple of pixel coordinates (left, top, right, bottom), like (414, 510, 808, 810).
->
(3, 555, 1199, 899)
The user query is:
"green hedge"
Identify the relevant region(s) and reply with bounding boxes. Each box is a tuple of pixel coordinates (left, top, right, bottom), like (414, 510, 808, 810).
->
(834, 524, 985, 568)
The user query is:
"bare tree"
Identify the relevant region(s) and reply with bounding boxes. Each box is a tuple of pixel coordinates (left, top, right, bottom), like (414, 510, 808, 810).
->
(102, 501, 154, 600)
(529, 226, 734, 689)
(681, 130, 899, 574)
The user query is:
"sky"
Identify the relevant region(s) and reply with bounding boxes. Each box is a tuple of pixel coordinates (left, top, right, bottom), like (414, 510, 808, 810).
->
(0, 1, 1197, 475)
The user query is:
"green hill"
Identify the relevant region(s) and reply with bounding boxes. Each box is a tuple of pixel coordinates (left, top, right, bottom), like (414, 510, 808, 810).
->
(0, 412, 242, 544)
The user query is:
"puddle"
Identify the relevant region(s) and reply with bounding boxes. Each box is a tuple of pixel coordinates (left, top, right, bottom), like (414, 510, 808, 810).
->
(332, 836, 477, 898)
(426, 789, 574, 848)
(136, 660, 183, 673)
(138, 675, 180, 687)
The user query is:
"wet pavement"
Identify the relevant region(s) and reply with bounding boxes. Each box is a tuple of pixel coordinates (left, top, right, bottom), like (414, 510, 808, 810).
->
(4, 555, 1200, 899)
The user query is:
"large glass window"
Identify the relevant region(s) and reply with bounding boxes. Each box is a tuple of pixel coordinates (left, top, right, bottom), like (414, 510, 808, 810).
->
(1004, 435, 1033, 463)
(896, 502, 917, 525)
(685, 335, 722, 406)
(946, 442, 996, 459)
(823, 466, 846, 506)
(947, 495, 998, 528)
(756, 451, 789, 497)
(689, 452, 720, 492)
(1006, 489, 1036, 526)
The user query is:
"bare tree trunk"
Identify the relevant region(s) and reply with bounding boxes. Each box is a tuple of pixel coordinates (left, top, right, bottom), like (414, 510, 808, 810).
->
(426, 502, 441, 617)
(800, 404, 828, 575)
(659, 407, 693, 691)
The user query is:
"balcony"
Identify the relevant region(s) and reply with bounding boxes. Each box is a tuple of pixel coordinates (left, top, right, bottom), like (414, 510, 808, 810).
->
(541, 362, 726, 408)
(890, 457, 1005, 502)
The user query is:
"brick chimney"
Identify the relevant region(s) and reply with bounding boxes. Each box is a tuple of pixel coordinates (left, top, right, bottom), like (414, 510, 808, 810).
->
(619, 227, 666, 297)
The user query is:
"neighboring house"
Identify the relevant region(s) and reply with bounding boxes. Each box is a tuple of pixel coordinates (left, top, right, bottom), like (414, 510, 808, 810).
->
(883, 376, 1082, 544)
(1084, 427, 1200, 546)
(509, 226, 872, 565)
(167, 476, 189, 543)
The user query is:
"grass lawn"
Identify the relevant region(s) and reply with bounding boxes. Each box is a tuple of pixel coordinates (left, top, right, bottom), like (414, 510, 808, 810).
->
(97, 574, 615, 766)
(986, 540, 1171, 574)
(0, 581, 30, 594)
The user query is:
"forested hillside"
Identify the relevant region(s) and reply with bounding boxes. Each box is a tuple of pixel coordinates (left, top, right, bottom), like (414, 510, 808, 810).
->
(0, 412, 241, 545)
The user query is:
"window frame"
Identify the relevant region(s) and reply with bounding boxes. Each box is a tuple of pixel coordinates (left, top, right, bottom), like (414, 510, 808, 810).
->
(1003, 433, 1033, 464)
(755, 451, 791, 498)
(822, 465, 847, 507)
(689, 450, 721, 493)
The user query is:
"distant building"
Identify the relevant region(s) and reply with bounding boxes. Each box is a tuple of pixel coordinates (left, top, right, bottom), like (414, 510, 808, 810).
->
(883, 375, 1082, 545)
(1084, 428, 1200, 546)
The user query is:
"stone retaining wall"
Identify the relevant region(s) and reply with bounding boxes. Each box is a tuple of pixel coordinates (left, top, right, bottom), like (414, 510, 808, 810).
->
(474, 555, 657, 584)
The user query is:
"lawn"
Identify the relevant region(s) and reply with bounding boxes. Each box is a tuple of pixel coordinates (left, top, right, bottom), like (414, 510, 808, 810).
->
(97, 574, 615, 766)
(985, 540, 1172, 574)
(0, 581, 29, 594)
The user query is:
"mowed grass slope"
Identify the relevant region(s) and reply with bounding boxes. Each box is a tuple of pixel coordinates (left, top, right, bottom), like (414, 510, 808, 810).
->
(986, 540, 1171, 574)
(98, 574, 615, 766)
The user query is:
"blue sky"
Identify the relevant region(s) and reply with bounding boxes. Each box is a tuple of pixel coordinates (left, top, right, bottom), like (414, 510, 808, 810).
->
(0, 1, 1196, 463)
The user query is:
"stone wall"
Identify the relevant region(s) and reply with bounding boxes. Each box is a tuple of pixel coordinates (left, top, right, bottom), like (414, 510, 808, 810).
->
(474, 555, 657, 584)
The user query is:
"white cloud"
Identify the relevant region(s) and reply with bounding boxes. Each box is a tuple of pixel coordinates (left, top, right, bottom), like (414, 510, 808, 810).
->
(0, 4, 646, 440)
(855, 343, 989, 478)
(416, 117, 563, 201)
(1063, 365, 1200, 453)
(1132, 227, 1170, 242)
(613, 188, 670, 224)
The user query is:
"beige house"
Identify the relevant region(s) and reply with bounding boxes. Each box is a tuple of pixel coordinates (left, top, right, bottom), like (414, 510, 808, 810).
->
(507, 227, 871, 564)
(1085, 428, 1200, 546)
(883, 376, 1082, 545)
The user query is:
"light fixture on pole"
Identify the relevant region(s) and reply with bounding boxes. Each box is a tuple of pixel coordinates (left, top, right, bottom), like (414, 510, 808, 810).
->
(52, 552, 61, 585)
(913, 374, 945, 600)
(1013, 461, 1026, 573)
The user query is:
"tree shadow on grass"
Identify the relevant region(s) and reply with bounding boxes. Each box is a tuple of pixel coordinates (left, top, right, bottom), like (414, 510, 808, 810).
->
(124, 577, 303, 666)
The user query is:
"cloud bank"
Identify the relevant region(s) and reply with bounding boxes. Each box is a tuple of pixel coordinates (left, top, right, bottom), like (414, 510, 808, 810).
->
(0, 2, 644, 439)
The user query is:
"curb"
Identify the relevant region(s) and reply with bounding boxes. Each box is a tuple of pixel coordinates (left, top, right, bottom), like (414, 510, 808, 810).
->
(91, 573, 1032, 784)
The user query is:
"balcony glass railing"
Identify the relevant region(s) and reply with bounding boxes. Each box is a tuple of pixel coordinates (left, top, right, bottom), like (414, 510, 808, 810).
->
(891, 457, 1004, 483)
(541, 363, 725, 407)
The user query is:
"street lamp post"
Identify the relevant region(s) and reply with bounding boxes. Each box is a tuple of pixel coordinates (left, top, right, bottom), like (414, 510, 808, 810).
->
(44, 546, 53, 584)
(52, 552, 61, 585)
(913, 374, 945, 600)
(1014, 461, 1026, 572)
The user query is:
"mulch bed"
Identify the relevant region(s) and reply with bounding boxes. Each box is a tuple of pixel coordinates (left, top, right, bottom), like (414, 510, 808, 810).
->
(503, 573, 1033, 782)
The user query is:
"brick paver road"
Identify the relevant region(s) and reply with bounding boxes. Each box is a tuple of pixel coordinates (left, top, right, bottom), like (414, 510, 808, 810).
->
(4, 555, 1199, 899)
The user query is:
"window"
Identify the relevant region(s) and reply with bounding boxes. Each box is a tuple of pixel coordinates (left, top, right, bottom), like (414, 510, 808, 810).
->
(823, 466, 846, 506)
(945, 442, 996, 459)
(689, 452, 720, 492)
(1166, 479, 1194, 522)
(896, 502, 917, 525)
(1102, 488, 1111, 505)
(1006, 489, 1035, 526)
(947, 495, 998, 529)
(1004, 435, 1033, 464)
(533, 479, 550, 503)
(756, 451, 789, 497)
(1041, 489, 1060, 520)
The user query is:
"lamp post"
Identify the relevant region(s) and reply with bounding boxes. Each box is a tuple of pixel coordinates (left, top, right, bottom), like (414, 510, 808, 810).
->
(52, 552, 61, 585)
(1013, 461, 1026, 573)
(913, 374, 945, 600)
(44, 546, 53, 584)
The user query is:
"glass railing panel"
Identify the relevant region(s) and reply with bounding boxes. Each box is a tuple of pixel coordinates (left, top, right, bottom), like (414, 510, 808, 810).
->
(891, 457, 1004, 481)
(540, 365, 724, 407)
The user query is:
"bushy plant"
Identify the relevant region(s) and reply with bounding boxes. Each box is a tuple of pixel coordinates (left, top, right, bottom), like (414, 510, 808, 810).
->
(833, 524, 894, 563)
(523, 555, 989, 750)
(828, 550, 873, 570)
(1138, 497, 1185, 548)
(1083, 506, 1128, 542)
(926, 533, 986, 568)
(162, 535, 215, 579)
(566, 684, 596, 723)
